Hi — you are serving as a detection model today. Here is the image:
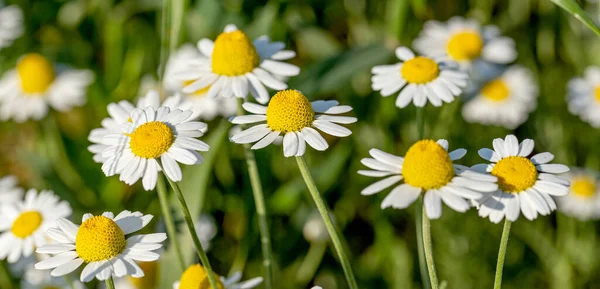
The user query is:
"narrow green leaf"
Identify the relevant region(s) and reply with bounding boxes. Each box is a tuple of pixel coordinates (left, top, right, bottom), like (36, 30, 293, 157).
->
(551, 0, 600, 37)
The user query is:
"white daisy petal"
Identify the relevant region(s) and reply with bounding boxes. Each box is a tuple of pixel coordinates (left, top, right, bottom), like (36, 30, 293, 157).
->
(361, 176, 403, 196)
(381, 184, 421, 209)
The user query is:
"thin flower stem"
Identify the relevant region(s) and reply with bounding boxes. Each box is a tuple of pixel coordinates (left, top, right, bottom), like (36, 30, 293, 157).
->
(165, 176, 219, 289)
(157, 0, 171, 82)
(157, 173, 186, 271)
(415, 107, 432, 289)
(295, 156, 359, 289)
(422, 207, 439, 289)
(237, 100, 275, 289)
(493, 219, 512, 289)
(105, 277, 116, 289)
(0, 260, 14, 289)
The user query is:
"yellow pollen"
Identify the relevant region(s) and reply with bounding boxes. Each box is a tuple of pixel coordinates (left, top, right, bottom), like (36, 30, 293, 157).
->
(400, 57, 440, 84)
(491, 156, 538, 193)
(447, 31, 484, 61)
(571, 177, 596, 198)
(402, 140, 455, 189)
(129, 262, 159, 289)
(17, 53, 55, 94)
(178, 264, 225, 289)
(11, 211, 43, 238)
(481, 79, 510, 102)
(211, 30, 260, 76)
(183, 80, 211, 97)
(128, 121, 175, 159)
(75, 216, 126, 263)
(266, 90, 315, 133)
(594, 86, 600, 103)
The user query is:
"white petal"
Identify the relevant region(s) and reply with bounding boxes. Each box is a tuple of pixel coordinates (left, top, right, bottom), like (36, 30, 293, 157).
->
(530, 152, 554, 165)
(504, 135, 519, 156)
(361, 176, 403, 195)
(424, 190, 442, 219)
(381, 184, 421, 209)
(518, 139, 535, 157)
(283, 133, 299, 157)
(301, 127, 328, 151)
(536, 164, 569, 174)
(312, 120, 352, 137)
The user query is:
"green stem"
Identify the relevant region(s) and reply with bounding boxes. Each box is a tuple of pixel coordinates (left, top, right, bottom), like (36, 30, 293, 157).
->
(415, 198, 431, 289)
(170, 0, 185, 52)
(296, 242, 327, 285)
(422, 207, 438, 289)
(157, 173, 186, 271)
(0, 260, 14, 289)
(157, 0, 171, 82)
(295, 156, 359, 289)
(493, 219, 512, 289)
(237, 100, 275, 289)
(64, 274, 77, 289)
(105, 277, 115, 289)
(165, 176, 219, 289)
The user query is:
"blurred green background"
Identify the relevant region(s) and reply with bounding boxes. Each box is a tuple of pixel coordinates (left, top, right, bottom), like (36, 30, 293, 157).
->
(2, 0, 600, 288)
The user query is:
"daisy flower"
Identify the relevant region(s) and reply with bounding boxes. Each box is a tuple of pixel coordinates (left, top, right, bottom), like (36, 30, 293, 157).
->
(100, 106, 210, 190)
(566, 66, 600, 127)
(172, 264, 263, 289)
(0, 3, 23, 49)
(371, 46, 468, 108)
(21, 260, 85, 289)
(88, 89, 193, 163)
(0, 175, 24, 204)
(556, 169, 600, 221)
(462, 66, 538, 129)
(0, 53, 94, 122)
(358, 139, 498, 219)
(163, 44, 238, 120)
(0, 189, 72, 263)
(113, 261, 159, 289)
(474, 135, 570, 223)
(35, 211, 166, 282)
(413, 16, 517, 70)
(230, 89, 356, 157)
(173, 24, 300, 104)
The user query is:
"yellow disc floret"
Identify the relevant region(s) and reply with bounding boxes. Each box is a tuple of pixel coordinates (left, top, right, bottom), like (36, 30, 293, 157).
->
(75, 216, 126, 263)
(11, 211, 43, 238)
(491, 156, 538, 193)
(266, 90, 315, 133)
(128, 121, 175, 159)
(129, 262, 159, 289)
(570, 176, 596, 198)
(594, 86, 600, 103)
(211, 30, 260, 76)
(447, 31, 484, 61)
(178, 264, 225, 289)
(42, 286, 60, 289)
(17, 53, 55, 94)
(400, 57, 440, 84)
(481, 79, 510, 102)
(402, 140, 455, 189)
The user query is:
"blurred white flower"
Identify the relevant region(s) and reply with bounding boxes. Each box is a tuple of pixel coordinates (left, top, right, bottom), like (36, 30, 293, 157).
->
(303, 212, 329, 243)
(0, 53, 94, 122)
(195, 214, 217, 251)
(566, 66, 600, 127)
(462, 66, 538, 129)
(371, 46, 468, 108)
(0, 4, 23, 49)
(21, 256, 85, 289)
(413, 16, 517, 70)
(557, 169, 600, 221)
(173, 264, 263, 289)
(0, 175, 24, 204)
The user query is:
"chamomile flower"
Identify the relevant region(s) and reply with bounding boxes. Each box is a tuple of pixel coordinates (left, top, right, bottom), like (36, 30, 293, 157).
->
(0, 3, 23, 49)
(164, 44, 238, 120)
(413, 16, 517, 70)
(474, 135, 570, 223)
(100, 106, 209, 190)
(230, 89, 356, 157)
(359, 140, 498, 219)
(556, 169, 600, 220)
(113, 262, 159, 289)
(0, 175, 24, 204)
(0, 189, 72, 263)
(462, 66, 538, 129)
(566, 66, 600, 127)
(174, 24, 300, 104)
(371, 46, 468, 108)
(0, 53, 94, 122)
(88, 89, 192, 163)
(21, 261, 85, 289)
(35, 211, 166, 282)
(172, 264, 263, 289)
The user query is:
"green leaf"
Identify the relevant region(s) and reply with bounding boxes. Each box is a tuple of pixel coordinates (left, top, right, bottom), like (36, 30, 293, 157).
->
(551, 0, 600, 37)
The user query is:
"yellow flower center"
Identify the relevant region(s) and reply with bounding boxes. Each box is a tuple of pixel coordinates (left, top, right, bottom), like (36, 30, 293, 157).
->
(402, 140, 455, 189)
(17, 53, 55, 94)
(266, 89, 315, 133)
(481, 79, 510, 102)
(594, 86, 600, 103)
(128, 121, 175, 159)
(183, 80, 211, 97)
(178, 264, 225, 289)
(447, 31, 484, 61)
(129, 262, 159, 289)
(11, 211, 43, 238)
(43, 287, 60, 289)
(211, 30, 260, 76)
(400, 57, 440, 84)
(75, 216, 126, 263)
(491, 156, 538, 193)
(570, 177, 596, 198)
